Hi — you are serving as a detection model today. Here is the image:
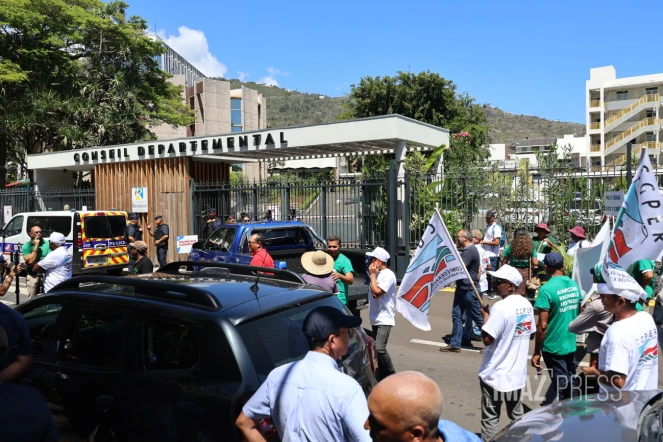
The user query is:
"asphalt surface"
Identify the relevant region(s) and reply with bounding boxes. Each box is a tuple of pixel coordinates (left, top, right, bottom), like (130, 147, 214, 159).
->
(357, 288, 663, 437)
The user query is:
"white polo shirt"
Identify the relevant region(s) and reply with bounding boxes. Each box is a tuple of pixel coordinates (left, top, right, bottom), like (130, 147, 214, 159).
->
(243, 351, 371, 442)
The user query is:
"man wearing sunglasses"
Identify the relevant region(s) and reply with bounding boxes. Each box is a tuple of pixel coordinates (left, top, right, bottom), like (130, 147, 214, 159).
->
(479, 265, 535, 442)
(21, 225, 51, 299)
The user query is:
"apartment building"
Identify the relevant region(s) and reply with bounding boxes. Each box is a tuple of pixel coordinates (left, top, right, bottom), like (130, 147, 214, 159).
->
(586, 66, 663, 171)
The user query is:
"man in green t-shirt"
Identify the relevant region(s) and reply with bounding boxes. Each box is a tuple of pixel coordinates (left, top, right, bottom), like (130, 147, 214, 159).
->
(327, 235, 354, 306)
(21, 225, 51, 299)
(629, 259, 655, 311)
(531, 252, 581, 403)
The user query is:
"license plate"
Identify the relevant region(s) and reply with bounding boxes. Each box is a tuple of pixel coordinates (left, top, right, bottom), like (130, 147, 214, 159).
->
(87, 256, 108, 265)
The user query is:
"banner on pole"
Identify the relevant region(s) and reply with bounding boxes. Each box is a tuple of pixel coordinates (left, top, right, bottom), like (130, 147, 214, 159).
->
(396, 210, 469, 331)
(602, 149, 663, 296)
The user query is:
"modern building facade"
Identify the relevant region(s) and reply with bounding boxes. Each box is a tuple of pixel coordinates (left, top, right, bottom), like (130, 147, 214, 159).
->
(149, 36, 268, 180)
(586, 66, 663, 170)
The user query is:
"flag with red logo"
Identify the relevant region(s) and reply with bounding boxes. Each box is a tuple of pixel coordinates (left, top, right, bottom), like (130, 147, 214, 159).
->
(396, 210, 470, 331)
(602, 149, 663, 292)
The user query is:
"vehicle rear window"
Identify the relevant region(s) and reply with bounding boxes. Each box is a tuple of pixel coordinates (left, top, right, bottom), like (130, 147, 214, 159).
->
(26, 216, 71, 237)
(207, 227, 236, 252)
(236, 296, 341, 381)
(84, 215, 126, 238)
(260, 228, 310, 247)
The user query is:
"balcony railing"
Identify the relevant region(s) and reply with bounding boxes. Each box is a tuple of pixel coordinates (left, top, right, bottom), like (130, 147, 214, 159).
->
(605, 117, 660, 150)
(605, 94, 660, 127)
(590, 122, 601, 130)
(590, 144, 602, 152)
(589, 99, 601, 108)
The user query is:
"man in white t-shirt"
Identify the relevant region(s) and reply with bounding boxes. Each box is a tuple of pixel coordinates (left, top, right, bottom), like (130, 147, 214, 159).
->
(583, 280, 658, 392)
(479, 265, 534, 442)
(367, 246, 397, 381)
(481, 211, 502, 300)
(33, 232, 72, 293)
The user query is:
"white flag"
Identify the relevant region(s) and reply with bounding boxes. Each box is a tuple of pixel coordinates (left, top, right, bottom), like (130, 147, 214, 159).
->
(397, 210, 469, 331)
(602, 149, 663, 297)
(572, 219, 611, 303)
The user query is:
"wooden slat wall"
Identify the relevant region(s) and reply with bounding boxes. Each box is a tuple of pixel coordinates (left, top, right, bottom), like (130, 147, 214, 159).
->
(94, 158, 191, 265)
(192, 160, 231, 183)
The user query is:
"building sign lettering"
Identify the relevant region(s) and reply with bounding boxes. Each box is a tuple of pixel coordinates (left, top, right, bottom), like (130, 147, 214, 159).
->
(72, 131, 289, 164)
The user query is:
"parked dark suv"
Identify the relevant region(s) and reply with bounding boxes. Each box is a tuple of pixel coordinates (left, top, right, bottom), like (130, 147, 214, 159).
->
(16, 261, 378, 441)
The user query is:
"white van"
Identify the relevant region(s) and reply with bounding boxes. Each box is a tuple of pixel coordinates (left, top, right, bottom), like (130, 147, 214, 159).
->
(1, 210, 129, 275)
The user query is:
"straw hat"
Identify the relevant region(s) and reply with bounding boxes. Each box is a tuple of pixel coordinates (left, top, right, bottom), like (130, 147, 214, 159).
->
(301, 250, 334, 276)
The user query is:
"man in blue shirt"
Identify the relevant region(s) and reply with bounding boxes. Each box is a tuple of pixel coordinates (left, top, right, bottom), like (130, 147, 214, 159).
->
(236, 306, 371, 442)
(0, 301, 32, 382)
(0, 325, 58, 441)
(365, 371, 479, 442)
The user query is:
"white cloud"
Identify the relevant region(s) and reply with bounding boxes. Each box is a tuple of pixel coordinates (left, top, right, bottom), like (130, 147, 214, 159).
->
(257, 76, 279, 87)
(237, 71, 249, 81)
(157, 26, 227, 78)
(267, 67, 289, 77)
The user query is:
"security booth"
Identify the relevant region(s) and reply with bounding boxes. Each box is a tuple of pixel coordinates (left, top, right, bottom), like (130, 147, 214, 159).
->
(27, 115, 449, 276)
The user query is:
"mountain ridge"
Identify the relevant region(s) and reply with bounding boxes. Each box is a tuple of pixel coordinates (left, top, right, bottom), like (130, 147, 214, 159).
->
(225, 79, 586, 145)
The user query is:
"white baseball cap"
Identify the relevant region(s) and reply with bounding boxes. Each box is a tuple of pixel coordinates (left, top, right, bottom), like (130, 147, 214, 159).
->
(48, 232, 66, 246)
(487, 264, 523, 287)
(366, 247, 390, 263)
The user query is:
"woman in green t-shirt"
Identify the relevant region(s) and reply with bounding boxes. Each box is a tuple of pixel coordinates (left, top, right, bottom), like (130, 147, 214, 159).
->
(502, 228, 538, 295)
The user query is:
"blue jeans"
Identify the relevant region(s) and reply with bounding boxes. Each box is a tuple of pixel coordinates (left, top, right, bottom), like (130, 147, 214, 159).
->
(487, 257, 500, 294)
(157, 247, 168, 268)
(542, 351, 577, 402)
(451, 288, 484, 348)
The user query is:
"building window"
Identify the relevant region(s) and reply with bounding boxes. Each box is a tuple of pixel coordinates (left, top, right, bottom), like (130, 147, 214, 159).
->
(646, 110, 655, 119)
(231, 98, 242, 133)
(616, 90, 629, 100)
(646, 87, 658, 95)
(646, 132, 655, 142)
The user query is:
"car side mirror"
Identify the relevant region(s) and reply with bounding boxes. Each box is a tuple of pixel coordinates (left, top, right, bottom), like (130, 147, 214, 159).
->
(192, 240, 204, 250)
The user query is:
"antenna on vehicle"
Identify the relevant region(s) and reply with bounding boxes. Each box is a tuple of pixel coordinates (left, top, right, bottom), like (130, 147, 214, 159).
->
(250, 273, 261, 296)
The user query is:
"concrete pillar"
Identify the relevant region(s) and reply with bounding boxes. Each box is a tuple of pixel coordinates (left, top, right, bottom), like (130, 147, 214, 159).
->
(395, 140, 406, 250)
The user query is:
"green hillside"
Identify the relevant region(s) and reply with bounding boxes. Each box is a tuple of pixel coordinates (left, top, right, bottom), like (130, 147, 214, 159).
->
(225, 79, 585, 144)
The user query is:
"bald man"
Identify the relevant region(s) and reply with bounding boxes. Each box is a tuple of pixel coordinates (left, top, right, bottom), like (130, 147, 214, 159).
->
(365, 371, 479, 442)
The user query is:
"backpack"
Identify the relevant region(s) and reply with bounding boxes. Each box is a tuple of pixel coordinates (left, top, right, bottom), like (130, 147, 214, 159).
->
(490, 223, 507, 248)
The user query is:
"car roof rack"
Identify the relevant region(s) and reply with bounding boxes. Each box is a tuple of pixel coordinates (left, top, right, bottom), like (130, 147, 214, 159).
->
(159, 261, 306, 284)
(49, 275, 221, 309)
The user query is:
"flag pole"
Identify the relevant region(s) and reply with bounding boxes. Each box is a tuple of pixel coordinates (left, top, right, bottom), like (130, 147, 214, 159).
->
(435, 210, 486, 308)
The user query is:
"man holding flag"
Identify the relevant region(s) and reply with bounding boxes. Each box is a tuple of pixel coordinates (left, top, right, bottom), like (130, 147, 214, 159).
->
(440, 229, 483, 353)
(396, 210, 483, 336)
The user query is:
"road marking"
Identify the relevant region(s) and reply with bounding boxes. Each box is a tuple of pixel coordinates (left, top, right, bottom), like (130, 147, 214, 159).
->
(410, 338, 590, 366)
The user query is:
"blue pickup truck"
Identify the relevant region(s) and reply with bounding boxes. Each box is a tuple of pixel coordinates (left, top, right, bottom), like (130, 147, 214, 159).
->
(188, 220, 327, 273)
(188, 220, 368, 313)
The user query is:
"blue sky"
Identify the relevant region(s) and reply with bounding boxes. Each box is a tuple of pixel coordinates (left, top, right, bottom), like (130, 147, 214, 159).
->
(127, 0, 662, 124)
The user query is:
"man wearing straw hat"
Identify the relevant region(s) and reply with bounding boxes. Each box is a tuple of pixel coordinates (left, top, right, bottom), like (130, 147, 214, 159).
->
(301, 250, 339, 295)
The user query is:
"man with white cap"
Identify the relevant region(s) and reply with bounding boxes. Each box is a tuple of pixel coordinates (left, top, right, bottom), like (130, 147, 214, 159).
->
(582, 270, 658, 392)
(367, 246, 397, 381)
(300, 250, 339, 294)
(33, 232, 72, 293)
(478, 265, 535, 442)
(236, 306, 369, 442)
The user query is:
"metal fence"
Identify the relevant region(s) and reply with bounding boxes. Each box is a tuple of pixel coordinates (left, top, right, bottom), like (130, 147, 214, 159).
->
(193, 174, 391, 249)
(0, 186, 96, 223)
(194, 163, 656, 255)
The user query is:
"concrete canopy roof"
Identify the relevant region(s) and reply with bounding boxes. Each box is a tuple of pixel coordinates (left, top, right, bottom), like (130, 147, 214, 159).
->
(27, 115, 449, 171)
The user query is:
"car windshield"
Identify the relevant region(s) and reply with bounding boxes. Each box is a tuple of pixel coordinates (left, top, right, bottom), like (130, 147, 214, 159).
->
(236, 297, 341, 382)
(207, 228, 236, 252)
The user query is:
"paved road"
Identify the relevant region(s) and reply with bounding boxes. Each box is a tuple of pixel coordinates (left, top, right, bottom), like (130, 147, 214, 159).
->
(357, 289, 663, 437)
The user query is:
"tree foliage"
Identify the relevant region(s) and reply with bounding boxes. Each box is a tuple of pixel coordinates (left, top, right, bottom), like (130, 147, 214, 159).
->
(341, 71, 490, 171)
(0, 0, 194, 186)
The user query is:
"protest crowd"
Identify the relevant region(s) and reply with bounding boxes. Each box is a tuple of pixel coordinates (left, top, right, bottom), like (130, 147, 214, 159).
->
(233, 154, 663, 442)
